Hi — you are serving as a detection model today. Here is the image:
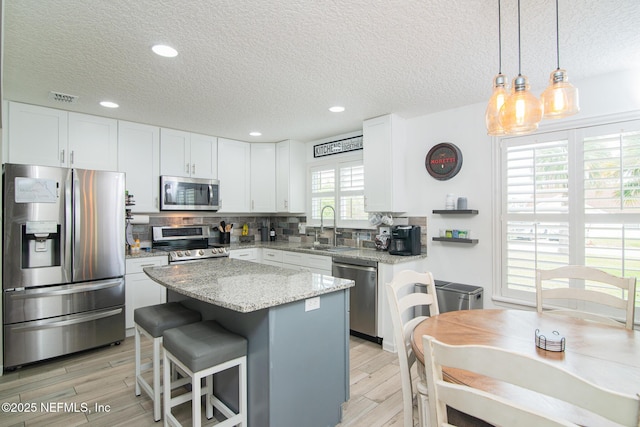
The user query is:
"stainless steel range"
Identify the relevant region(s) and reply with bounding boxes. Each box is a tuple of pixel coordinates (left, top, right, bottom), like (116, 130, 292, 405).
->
(151, 226, 229, 263)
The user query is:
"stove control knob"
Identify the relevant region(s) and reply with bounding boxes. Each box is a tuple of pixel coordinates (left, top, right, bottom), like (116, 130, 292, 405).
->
(185, 250, 191, 256)
(176, 251, 183, 257)
(198, 249, 204, 256)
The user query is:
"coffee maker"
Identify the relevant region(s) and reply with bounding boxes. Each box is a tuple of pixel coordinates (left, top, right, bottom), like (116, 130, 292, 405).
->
(388, 225, 421, 256)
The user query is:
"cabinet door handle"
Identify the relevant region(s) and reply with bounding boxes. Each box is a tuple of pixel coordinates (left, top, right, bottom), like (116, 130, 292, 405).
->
(251, 200, 255, 211)
(155, 197, 158, 208)
(185, 163, 190, 174)
(192, 164, 196, 174)
(285, 199, 288, 209)
(60, 149, 65, 164)
(70, 151, 75, 165)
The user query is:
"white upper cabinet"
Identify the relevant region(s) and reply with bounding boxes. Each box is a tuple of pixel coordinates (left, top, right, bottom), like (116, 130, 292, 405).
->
(217, 138, 251, 212)
(118, 121, 160, 212)
(190, 133, 218, 179)
(68, 112, 118, 171)
(363, 114, 408, 213)
(250, 143, 276, 212)
(160, 128, 217, 179)
(7, 102, 118, 171)
(7, 102, 68, 167)
(276, 140, 306, 212)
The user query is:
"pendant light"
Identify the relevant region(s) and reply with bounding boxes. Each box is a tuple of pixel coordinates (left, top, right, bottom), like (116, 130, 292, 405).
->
(540, 0, 579, 119)
(485, 0, 508, 136)
(499, 0, 542, 135)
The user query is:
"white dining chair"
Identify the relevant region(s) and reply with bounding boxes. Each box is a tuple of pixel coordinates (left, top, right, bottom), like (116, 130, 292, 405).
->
(386, 270, 440, 427)
(422, 334, 640, 427)
(536, 265, 637, 330)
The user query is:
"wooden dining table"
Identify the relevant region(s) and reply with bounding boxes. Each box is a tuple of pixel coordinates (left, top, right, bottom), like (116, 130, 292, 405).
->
(411, 309, 640, 427)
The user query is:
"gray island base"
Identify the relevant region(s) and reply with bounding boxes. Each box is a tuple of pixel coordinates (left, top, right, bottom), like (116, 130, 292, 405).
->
(144, 258, 354, 427)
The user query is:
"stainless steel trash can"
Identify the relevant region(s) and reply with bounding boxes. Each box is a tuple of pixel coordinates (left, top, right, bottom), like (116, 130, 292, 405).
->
(415, 280, 483, 316)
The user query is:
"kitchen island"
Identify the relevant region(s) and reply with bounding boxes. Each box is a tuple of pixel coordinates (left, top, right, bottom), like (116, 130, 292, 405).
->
(144, 258, 354, 427)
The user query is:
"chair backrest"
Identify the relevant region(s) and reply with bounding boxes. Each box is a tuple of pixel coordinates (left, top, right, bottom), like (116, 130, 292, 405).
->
(386, 270, 439, 427)
(535, 265, 637, 330)
(422, 334, 640, 427)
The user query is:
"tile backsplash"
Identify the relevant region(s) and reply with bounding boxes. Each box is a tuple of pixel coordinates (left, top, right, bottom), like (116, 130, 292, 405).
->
(131, 215, 427, 251)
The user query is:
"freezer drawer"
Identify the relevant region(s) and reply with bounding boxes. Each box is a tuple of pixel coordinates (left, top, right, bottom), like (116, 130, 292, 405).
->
(3, 306, 125, 368)
(3, 278, 124, 324)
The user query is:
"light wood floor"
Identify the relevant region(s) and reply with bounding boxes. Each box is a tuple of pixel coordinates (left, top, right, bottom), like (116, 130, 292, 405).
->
(0, 335, 419, 426)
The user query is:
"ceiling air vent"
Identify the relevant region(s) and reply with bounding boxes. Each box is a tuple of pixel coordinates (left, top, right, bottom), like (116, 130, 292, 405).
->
(48, 91, 78, 104)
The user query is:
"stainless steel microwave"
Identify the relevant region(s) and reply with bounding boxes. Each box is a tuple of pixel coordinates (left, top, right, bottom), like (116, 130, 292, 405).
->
(160, 176, 220, 211)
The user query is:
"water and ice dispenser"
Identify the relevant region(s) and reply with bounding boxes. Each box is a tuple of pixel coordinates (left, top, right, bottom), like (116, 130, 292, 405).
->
(21, 221, 62, 268)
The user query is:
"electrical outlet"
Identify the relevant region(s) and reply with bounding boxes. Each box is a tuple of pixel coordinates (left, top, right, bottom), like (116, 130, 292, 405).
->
(379, 226, 391, 235)
(299, 223, 306, 234)
(305, 297, 320, 312)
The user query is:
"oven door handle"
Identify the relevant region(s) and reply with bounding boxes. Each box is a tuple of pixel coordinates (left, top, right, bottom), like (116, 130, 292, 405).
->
(9, 308, 123, 332)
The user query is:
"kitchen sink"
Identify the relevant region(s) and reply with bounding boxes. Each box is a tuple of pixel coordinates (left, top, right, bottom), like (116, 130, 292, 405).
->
(302, 245, 357, 253)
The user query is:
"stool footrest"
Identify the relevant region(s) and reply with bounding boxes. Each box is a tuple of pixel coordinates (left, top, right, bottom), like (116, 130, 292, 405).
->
(163, 320, 247, 427)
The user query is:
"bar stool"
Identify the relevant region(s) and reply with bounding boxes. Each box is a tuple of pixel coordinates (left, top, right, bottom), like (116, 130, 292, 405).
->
(163, 320, 247, 427)
(134, 302, 202, 421)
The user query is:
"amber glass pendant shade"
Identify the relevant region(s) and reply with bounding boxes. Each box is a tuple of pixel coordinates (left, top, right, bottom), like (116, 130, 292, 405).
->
(541, 69, 580, 119)
(499, 75, 543, 135)
(486, 74, 509, 135)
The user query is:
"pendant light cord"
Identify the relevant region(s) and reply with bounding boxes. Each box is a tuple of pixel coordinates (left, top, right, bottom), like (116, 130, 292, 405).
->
(498, 0, 502, 74)
(517, 0, 522, 76)
(554, 0, 560, 70)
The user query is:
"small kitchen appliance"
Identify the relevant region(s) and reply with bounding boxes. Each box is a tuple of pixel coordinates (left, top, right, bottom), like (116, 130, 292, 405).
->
(160, 175, 220, 211)
(388, 225, 421, 256)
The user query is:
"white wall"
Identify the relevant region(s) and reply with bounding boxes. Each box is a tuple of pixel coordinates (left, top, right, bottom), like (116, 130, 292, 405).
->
(403, 68, 640, 309)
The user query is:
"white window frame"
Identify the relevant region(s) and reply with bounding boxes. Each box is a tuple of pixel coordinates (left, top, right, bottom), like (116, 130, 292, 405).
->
(493, 112, 640, 320)
(307, 153, 369, 229)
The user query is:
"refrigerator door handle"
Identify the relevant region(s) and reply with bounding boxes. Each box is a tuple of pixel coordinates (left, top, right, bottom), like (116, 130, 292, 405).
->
(7, 278, 123, 299)
(9, 308, 123, 332)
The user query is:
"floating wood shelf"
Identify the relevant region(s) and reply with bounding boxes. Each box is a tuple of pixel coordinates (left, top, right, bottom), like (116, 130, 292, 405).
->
(432, 237, 478, 244)
(432, 209, 478, 214)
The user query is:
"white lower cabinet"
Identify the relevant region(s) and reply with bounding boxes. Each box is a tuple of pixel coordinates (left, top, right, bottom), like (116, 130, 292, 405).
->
(302, 253, 332, 275)
(125, 256, 168, 330)
(282, 251, 331, 275)
(262, 248, 284, 267)
(229, 248, 260, 262)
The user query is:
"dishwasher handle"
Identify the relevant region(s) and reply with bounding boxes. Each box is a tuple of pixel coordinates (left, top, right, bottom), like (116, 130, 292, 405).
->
(332, 262, 377, 273)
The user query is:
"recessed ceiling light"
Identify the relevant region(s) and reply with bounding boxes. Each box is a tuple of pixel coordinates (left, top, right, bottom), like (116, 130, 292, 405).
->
(99, 101, 119, 108)
(329, 106, 345, 113)
(152, 44, 178, 58)
(249, 131, 262, 137)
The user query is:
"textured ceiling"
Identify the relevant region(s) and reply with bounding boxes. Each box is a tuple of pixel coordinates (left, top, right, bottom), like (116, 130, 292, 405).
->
(4, 0, 640, 143)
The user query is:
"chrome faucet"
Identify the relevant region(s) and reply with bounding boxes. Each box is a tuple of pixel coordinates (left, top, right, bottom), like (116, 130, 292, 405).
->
(320, 205, 339, 246)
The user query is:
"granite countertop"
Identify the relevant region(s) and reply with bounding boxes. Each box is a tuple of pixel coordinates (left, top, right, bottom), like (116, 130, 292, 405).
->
(126, 248, 167, 259)
(144, 258, 354, 313)
(223, 241, 428, 264)
(126, 241, 427, 264)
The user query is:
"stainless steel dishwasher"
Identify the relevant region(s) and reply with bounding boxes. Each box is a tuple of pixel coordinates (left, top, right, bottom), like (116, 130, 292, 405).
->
(332, 256, 380, 343)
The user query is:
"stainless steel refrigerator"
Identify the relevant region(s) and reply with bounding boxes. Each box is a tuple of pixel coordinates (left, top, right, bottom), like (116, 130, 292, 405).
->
(3, 163, 125, 368)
